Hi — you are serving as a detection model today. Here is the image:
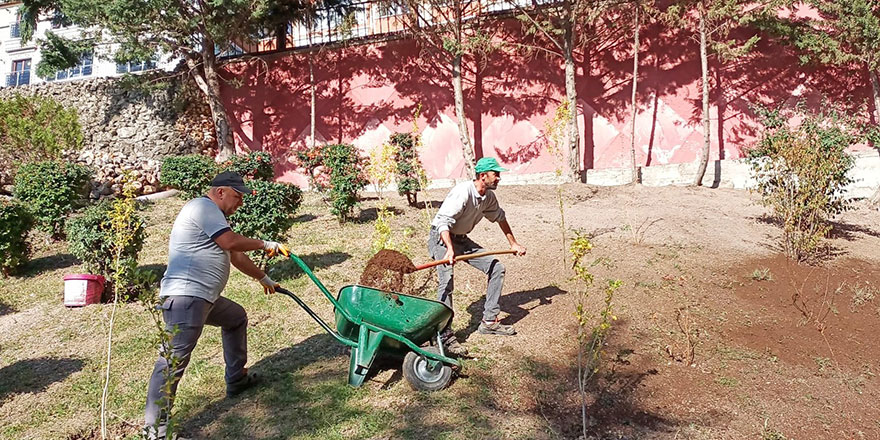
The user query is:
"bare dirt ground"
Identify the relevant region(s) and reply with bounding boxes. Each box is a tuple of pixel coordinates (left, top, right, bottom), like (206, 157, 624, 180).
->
(423, 183, 880, 439)
(3, 182, 880, 439)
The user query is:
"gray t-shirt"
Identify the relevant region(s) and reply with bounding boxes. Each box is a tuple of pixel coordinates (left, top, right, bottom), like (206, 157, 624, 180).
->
(160, 197, 232, 303)
(431, 181, 506, 235)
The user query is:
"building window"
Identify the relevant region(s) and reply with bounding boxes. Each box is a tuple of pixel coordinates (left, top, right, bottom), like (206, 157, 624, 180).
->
(116, 59, 157, 74)
(10, 16, 21, 38)
(47, 52, 93, 81)
(7, 59, 31, 87)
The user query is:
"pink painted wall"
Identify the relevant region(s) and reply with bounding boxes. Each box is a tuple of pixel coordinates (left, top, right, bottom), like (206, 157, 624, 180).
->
(221, 20, 876, 186)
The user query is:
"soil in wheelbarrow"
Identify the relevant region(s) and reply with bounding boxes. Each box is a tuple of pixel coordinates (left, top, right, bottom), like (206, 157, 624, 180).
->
(359, 249, 432, 295)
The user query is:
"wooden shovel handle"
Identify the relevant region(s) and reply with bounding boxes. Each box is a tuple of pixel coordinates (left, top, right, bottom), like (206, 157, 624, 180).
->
(413, 250, 517, 271)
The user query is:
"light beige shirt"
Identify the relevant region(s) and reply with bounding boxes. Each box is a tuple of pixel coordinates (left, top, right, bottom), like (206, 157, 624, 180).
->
(431, 181, 506, 235)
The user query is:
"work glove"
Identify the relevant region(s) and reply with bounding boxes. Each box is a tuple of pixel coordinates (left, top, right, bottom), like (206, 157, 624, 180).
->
(259, 274, 280, 295)
(262, 240, 290, 258)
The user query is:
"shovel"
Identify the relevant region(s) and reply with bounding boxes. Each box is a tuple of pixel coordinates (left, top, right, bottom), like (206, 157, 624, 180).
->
(412, 250, 517, 271)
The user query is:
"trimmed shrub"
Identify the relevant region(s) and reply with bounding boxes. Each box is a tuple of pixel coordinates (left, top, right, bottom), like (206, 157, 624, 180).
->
(0, 93, 83, 184)
(13, 160, 91, 239)
(230, 179, 303, 266)
(222, 151, 274, 181)
(0, 199, 34, 276)
(66, 200, 147, 290)
(746, 105, 856, 262)
(160, 154, 218, 199)
(296, 143, 368, 222)
(392, 133, 426, 206)
(230, 179, 303, 240)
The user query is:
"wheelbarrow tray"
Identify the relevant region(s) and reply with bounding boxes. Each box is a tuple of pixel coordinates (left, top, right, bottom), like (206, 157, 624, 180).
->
(278, 254, 461, 389)
(334, 284, 453, 357)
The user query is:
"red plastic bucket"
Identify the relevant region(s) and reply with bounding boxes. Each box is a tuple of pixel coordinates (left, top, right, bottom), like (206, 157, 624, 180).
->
(63, 274, 105, 307)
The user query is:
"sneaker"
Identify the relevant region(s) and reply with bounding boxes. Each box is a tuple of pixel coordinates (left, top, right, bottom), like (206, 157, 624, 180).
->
(478, 319, 516, 336)
(141, 427, 191, 440)
(226, 368, 260, 398)
(443, 335, 469, 356)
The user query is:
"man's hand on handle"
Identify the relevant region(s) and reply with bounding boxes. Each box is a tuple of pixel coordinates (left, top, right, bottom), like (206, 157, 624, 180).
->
(259, 274, 280, 295)
(262, 240, 290, 258)
(443, 248, 455, 266)
(511, 242, 526, 256)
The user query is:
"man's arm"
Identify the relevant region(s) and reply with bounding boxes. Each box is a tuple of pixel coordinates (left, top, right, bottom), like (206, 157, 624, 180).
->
(440, 230, 455, 265)
(498, 220, 526, 256)
(230, 251, 280, 294)
(213, 230, 265, 252)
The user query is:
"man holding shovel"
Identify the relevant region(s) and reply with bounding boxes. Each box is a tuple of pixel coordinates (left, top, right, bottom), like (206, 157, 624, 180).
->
(428, 157, 527, 356)
(143, 171, 289, 440)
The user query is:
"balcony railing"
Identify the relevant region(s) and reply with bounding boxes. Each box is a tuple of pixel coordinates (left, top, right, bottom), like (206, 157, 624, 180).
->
(235, 0, 536, 55)
(6, 71, 30, 87)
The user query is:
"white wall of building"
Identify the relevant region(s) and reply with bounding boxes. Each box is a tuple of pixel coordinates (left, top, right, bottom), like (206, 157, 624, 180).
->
(0, 1, 175, 88)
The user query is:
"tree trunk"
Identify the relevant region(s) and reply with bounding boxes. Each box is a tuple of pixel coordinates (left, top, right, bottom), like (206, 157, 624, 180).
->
(452, 53, 476, 178)
(869, 66, 880, 124)
(275, 22, 287, 51)
(564, 11, 581, 183)
(190, 43, 235, 160)
(694, 10, 710, 186)
(309, 51, 316, 149)
(629, 3, 641, 184)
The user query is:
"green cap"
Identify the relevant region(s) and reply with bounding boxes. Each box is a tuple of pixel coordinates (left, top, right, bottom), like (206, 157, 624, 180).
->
(474, 157, 508, 174)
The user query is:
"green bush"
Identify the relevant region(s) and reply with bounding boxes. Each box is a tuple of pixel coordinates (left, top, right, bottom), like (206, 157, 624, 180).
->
(746, 105, 856, 262)
(13, 160, 91, 238)
(230, 179, 303, 240)
(160, 154, 219, 199)
(296, 143, 368, 222)
(0, 199, 34, 276)
(66, 200, 146, 287)
(230, 179, 303, 266)
(222, 151, 274, 181)
(392, 133, 426, 206)
(0, 93, 83, 182)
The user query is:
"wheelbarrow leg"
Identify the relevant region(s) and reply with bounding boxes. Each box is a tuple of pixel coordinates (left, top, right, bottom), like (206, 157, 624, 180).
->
(348, 325, 384, 387)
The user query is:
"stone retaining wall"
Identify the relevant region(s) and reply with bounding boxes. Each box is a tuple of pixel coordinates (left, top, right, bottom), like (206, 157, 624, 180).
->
(0, 76, 210, 196)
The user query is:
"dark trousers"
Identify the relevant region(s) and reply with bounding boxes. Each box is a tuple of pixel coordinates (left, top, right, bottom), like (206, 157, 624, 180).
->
(143, 295, 247, 439)
(427, 228, 506, 323)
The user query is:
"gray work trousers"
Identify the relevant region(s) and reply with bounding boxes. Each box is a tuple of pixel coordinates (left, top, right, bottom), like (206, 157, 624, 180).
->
(144, 295, 248, 439)
(427, 227, 506, 323)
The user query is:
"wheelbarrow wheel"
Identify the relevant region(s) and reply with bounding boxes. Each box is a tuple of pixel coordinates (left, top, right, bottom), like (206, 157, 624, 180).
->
(403, 347, 452, 392)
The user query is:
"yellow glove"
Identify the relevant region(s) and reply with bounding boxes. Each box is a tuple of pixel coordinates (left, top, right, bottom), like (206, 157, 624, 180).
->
(259, 274, 280, 295)
(262, 240, 290, 258)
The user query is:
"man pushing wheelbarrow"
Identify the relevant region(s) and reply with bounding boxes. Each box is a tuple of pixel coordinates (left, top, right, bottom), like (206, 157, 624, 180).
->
(428, 157, 527, 356)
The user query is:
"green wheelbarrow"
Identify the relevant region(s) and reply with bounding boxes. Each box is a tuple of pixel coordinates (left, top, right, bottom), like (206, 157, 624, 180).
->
(275, 253, 462, 391)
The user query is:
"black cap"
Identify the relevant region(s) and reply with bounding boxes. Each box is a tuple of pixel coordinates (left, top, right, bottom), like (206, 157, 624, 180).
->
(211, 171, 253, 195)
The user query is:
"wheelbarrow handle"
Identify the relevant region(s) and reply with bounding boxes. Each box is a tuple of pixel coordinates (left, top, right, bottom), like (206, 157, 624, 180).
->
(413, 249, 517, 271)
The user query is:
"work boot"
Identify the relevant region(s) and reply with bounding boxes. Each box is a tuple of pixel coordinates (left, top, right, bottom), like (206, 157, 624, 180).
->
(226, 368, 260, 398)
(478, 319, 516, 336)
(444, 336, 469, 356)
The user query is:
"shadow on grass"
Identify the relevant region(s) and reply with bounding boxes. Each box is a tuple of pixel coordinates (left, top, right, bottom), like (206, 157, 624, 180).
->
(292, 213, 318, 223)
(0, 357, 84, 403)
(0, 301, 14, 316)
(21, 253, 79, 276)
(414, 200, 443, 210)
(182, 333, 372, 438)
(354, 206, 404, 223)
(268, 251, 351, 281)
(460, 285, 567, 341)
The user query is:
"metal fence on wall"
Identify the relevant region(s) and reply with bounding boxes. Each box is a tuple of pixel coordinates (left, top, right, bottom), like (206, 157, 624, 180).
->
(235, 0, 540, 55)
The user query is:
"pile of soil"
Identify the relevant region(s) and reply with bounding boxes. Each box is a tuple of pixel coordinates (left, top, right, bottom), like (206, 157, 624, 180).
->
(359, 249, 423, 294)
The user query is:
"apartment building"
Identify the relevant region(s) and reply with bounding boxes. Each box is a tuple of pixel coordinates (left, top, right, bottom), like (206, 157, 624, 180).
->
(0, 1, 172, 88)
